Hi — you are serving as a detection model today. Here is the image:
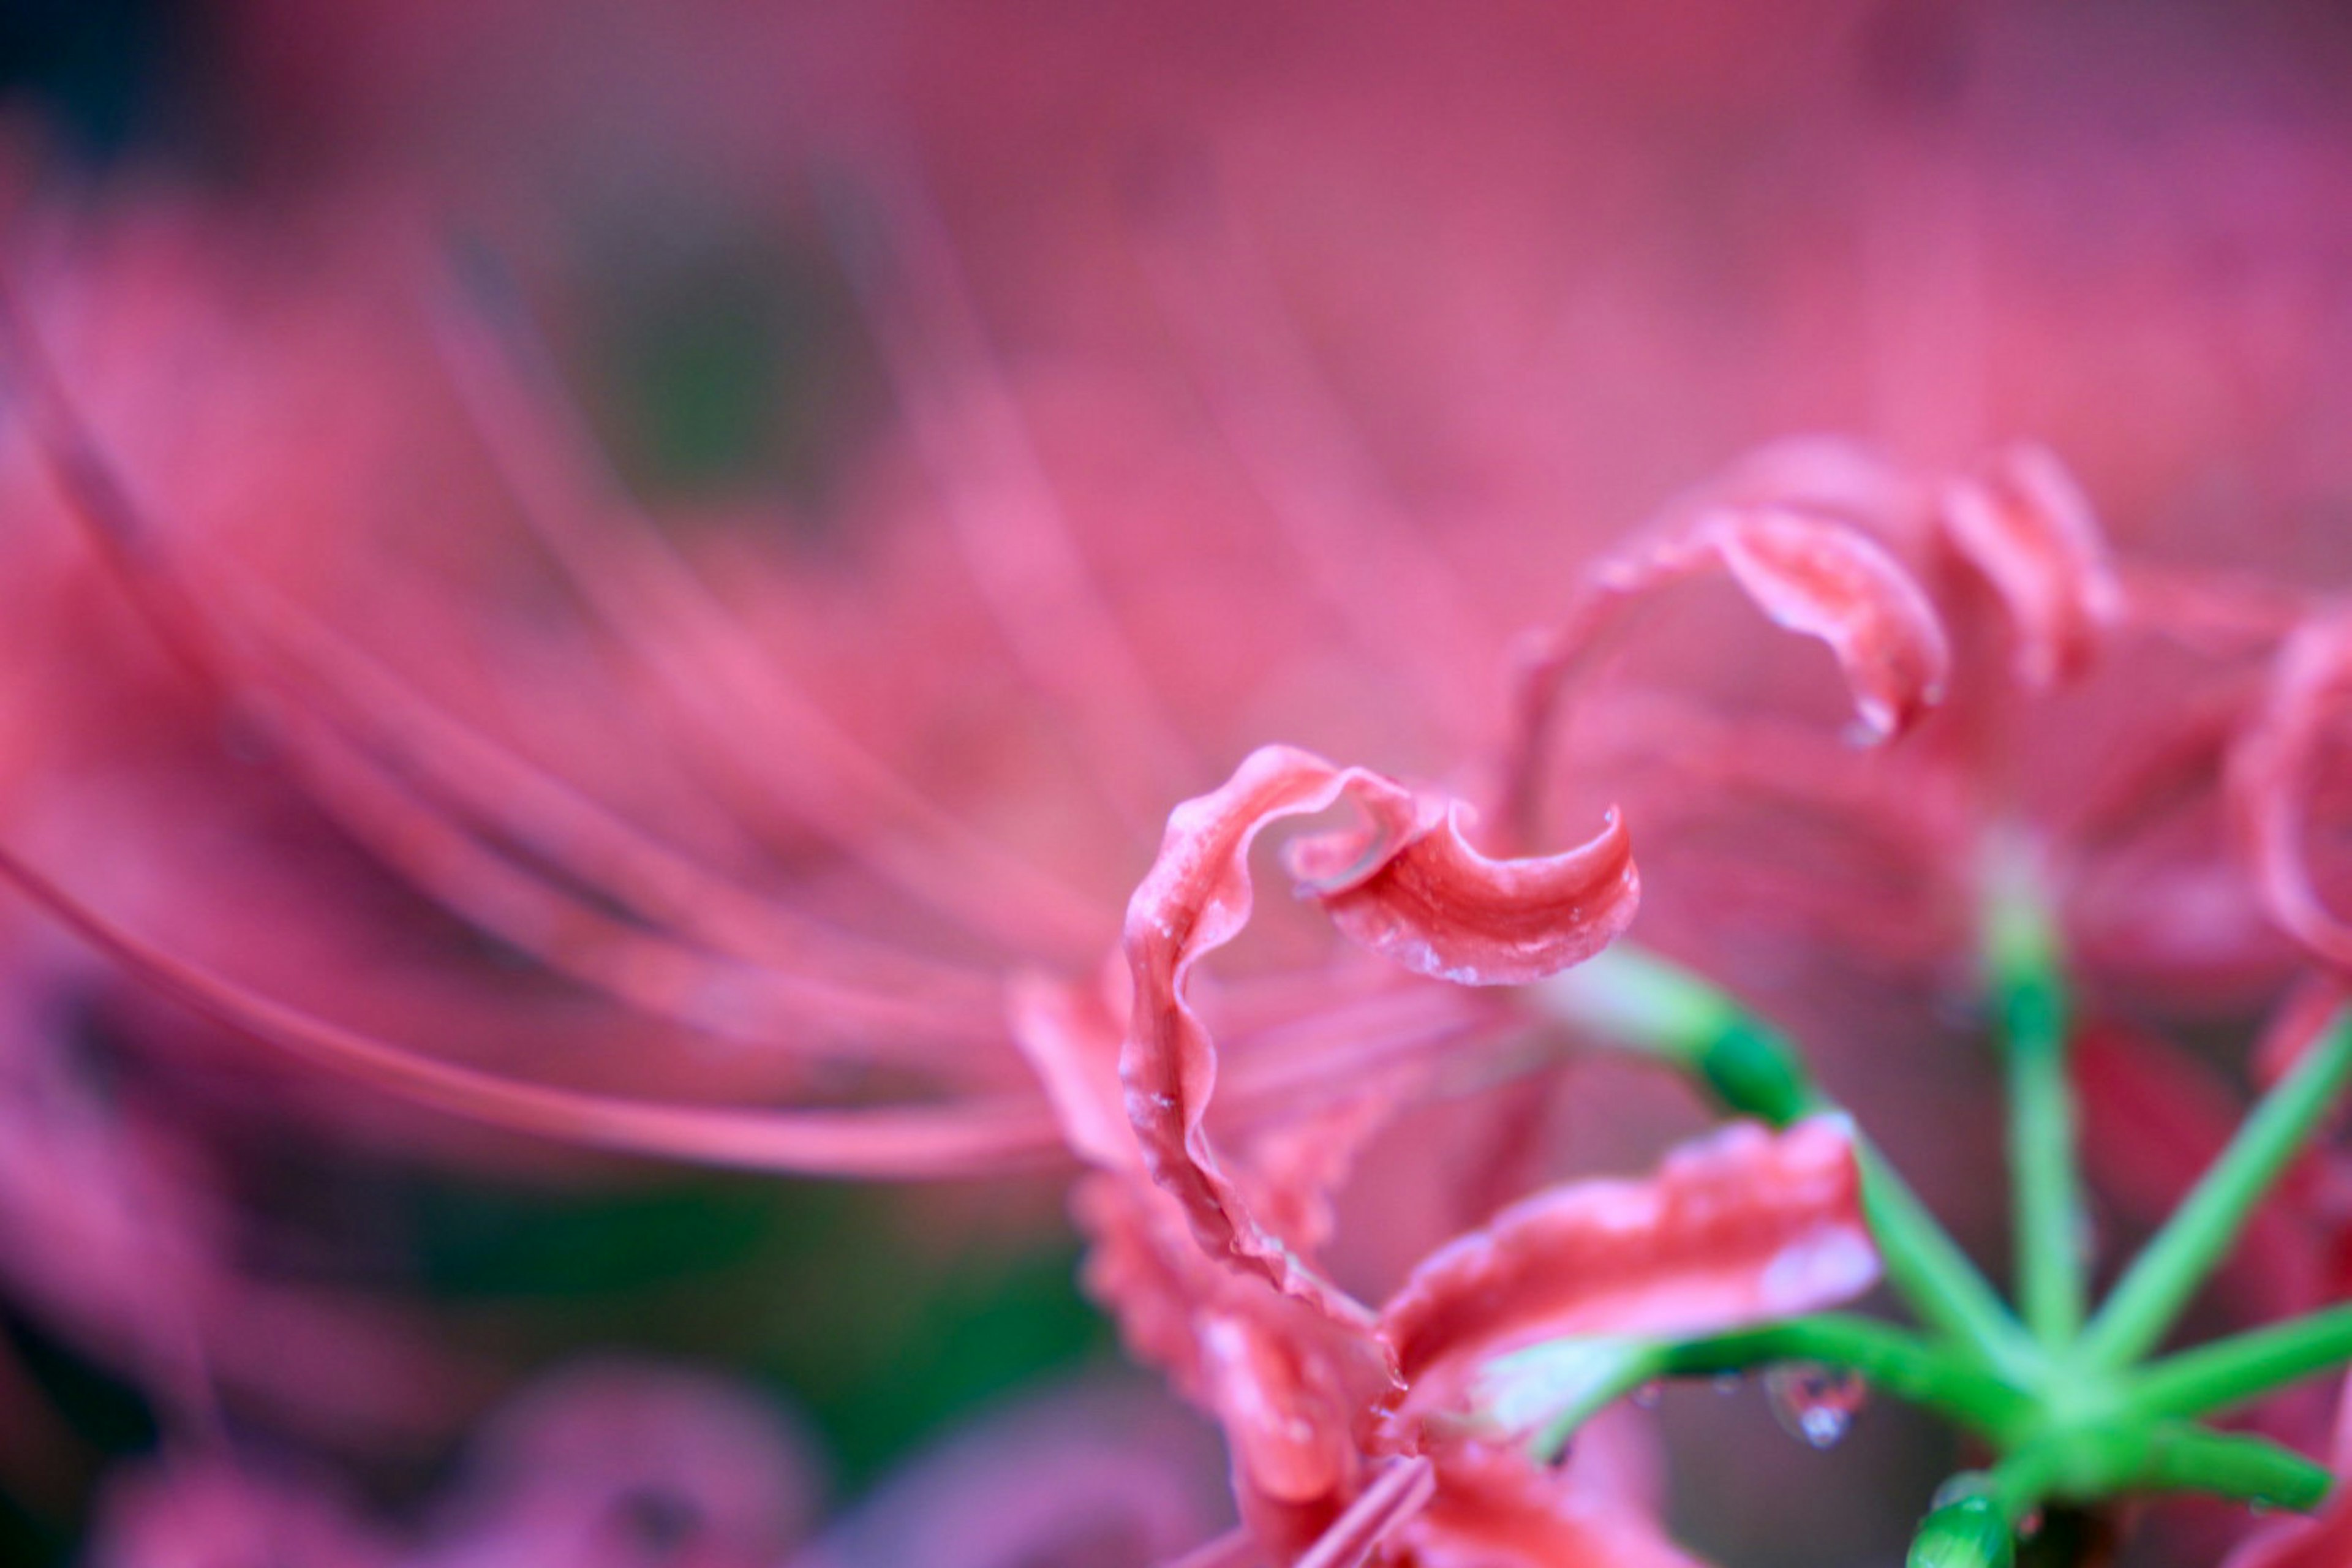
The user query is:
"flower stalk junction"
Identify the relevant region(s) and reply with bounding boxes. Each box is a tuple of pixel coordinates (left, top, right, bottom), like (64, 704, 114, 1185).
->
(1534, 918, 2352, 1568)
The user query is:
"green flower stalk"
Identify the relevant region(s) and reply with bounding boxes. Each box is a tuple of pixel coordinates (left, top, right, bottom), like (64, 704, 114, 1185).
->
(1534, 938, 2352, 1567)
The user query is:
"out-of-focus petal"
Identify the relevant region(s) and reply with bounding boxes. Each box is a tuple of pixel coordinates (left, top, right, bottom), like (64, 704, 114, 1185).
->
(1009, 965, 1137, 1170)
(2252, 975, 2352, 1094)
(0, 841, 1076, 1179)
(1704, 437, 1928, 534)
(1505, 504, 1948, 843)
(85, 1458, 397, 1568)
(2233, 612, 2352, 970)
(1939, 443, 2123, 688)
(1377, 1117, 1878, 1430)
(420, 1362, 818, 1568)
(2074, 1022, 2326, 1322)
(1700, 510, 1952, 742)
(787, 1383, 1224, 1568)
(1123, 745, 1634, 1315)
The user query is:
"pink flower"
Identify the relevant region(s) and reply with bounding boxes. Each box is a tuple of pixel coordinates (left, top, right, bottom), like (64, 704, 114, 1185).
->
(2, 4, 2352, 1562)
(1008, 744, 1877, 1564)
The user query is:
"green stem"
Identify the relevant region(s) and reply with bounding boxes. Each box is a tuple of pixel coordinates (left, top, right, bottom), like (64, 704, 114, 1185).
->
(1855, 1136, 2043, 1382)
(2130, 1302, 2352, 1420)
(2007, 1028, 2083, 1346)
(1991, 894, 2082, 1346)
(1532, 947, 2038, 1375)
(1657, 1314, 2035, 1442)
(1983, 1422, 2331, 1516)
(2128, 1422, 2335, 1513)
(2081, 1008, 2352, 1369)
(1517, 1313, 2033, 1460)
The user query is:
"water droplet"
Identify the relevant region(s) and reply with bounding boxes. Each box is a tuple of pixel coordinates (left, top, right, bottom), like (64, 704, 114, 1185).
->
(1711, 1373, 1744, 1395)
(1630, 1380, 1664, 1410)
(1764, 1362, 1867, 1449)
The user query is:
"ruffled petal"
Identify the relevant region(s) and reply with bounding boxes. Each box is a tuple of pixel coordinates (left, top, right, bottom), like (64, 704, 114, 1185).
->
(1122, 745, 1635, 1313)
(1377, 1117, 1878, 1429)
(1069, 1169, 1395, 1562)
(1939, 443, 2122, 688)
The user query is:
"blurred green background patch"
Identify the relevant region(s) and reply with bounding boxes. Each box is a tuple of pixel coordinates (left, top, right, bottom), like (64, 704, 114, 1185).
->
(412, 1167, 1107, 1491)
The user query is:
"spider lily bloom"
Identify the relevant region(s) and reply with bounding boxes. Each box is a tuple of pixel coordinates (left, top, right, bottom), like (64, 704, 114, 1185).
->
(8, 12, 2352, 1564)
(0, 195, 1966, 1560)
(1545, 439, 2297, 1088)
(1011, 744, 1880, 1567)
(0, 149, 1958, 1188)
(1032, 1013, 1876, 1567)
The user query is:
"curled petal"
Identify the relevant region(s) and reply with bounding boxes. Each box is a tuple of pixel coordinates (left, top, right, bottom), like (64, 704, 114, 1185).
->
(1706, 436, 1928, 531)
(1291, 802, 1637, 986)
(1702, 510, 1951, 741)
(1378, 1117, 1877, 1428)
(1504, 505, 1949, 842)
(1123, 746, 1634, 1312)
(2233, 613, 2352, 970)
(1939, 443, 2122, 687)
